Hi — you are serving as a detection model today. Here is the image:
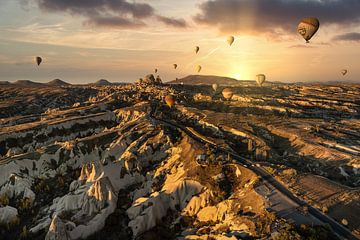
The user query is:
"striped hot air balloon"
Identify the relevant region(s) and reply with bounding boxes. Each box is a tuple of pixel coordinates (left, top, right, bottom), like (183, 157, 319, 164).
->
(297, 17, 320, 43)
(256, 74, 266, 87)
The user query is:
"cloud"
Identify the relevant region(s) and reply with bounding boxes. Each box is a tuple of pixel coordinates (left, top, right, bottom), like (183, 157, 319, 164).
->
(35, 0, 154, 18)
(194, 0, 360, 35)
(333, 32, 360, 42)
(156, 16, 187, 28)
(83, 16, 145, 28)
(28, 0, 187, 29)
(288, 44, 316, 49)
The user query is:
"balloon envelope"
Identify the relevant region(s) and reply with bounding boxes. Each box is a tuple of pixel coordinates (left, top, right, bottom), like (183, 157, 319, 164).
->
(297, 17, 320, 43)
(164, 95, 175, 108)
(36, 56, 42, 66)
(212, 83, 219, 92)
(222, 88, 233, 100)
(341, 69, 348, 76)
(256, 74, 266, 86)
(155, 68, 158, 73)
(227, 36, 235, 46)
(173, 64, 178, 69)
(196, 65, 202, 73)
(195, 46, 200, 54)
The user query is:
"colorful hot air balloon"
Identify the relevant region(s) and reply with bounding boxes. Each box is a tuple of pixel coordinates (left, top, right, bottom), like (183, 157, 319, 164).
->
(196, 65, 202, 73)
(173, 64, 178, 69)
(297, 17, 320, 43)
(35, 56, 42, 66)
(212, 83, 219, 92)
(256, 74, 266, 87)
(341, 69, 348, 76)
(222, 88, 233, 101)
(164, 95, 175, 108)
(195, 46, 200, 54)
(227, 36, 235, 46)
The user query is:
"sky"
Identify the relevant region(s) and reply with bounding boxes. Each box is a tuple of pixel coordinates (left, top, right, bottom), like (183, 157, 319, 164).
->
(0, 0, 359, 84)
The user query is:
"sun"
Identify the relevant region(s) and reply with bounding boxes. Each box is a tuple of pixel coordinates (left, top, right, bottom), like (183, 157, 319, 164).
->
(231, 73, 242, 80)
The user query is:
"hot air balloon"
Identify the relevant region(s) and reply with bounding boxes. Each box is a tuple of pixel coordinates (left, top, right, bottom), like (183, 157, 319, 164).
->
(341, 69, 348, 76)
(256, 74, 266, 87)
(195, 46, 200, 54)
(196, 65, 202, 73)
(35, 56, 42, 66)
(212, 83, 219, 92)
(222, 88, 233, 101)
(155, 68, 158, 73)
(227, 36, 235, 46)
(173, 64, 178, 69)
(164, 95, 175, 108)
(297, 17, 320, 43)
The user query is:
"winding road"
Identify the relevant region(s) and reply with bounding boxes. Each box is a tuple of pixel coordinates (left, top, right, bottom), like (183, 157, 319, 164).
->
(153, 115, 358, 240)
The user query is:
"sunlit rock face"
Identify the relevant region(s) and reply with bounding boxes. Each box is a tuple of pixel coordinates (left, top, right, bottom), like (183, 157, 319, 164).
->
(0, 206, 18, 226)
(135, 74, 163, 88)
(0, 81, 359, 239)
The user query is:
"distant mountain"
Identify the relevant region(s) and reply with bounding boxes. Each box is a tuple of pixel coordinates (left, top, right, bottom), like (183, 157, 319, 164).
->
(292, 80, 360, 85)
(0, 81, 10, 85)
(168, 75, 252, 86)
(94, 79, 112, 86)
(311, 80, 360, 85)
(13, 80, 44, 86)
(47, 79, 70, 86)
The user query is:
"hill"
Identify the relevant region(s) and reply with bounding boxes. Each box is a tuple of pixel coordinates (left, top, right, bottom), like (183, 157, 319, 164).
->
(168, 75, 253, 86)
(47, 79, 70, 86)
(13, 80, 44, 87)
(94, 79, 112, 86)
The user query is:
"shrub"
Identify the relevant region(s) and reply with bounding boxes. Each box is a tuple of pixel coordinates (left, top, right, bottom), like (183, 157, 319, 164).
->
(0, 195, 9, 207)
(20, 226, 28, 239)
(18, 198, 32, 212)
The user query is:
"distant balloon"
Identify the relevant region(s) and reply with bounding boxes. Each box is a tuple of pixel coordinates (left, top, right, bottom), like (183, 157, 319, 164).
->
(195, 46, 200, 54)
(341, 69, 348, 76)
(222, 88, 233, 101)
(227, 36, 235, 46)
(35, 56, 42, 66)
(212, 83, 219, 92)
(256, 74, 266, 87)
(297, 17, 320, 43)
(165, 95, 175, 108)
(196, 65, 202, 73)
(155, 68, 158, 73)
(173, 64, 178, 69)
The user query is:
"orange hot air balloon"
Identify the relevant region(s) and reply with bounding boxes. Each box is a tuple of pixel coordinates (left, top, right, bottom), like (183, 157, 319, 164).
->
(222, 88, 233, 101)
(35, 56, 42, 66)
(227, 36, 235, 46)
(196, 65, 202, 73)
(165, 95, 175, 108)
